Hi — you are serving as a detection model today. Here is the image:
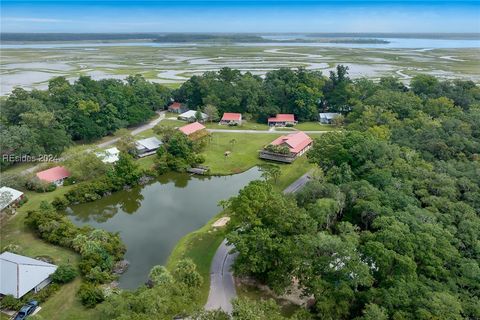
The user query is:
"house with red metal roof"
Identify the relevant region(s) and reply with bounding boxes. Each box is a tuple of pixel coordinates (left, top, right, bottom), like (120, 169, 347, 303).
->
(259, 131, 313, 163)
(168, 102, 187, 114)
(178, 122, 208, 140)
(35, 166, 71, 186)
(219, 113, 242, 125)
(267, 114, 297, 127)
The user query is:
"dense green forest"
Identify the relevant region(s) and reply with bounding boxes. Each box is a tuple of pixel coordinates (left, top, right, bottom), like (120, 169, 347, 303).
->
(0, 75, 170, 168)
(222, 74, 480, 319)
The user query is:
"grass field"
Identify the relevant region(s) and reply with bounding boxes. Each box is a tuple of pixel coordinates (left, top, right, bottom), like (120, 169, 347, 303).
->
(202, 132, 281, 174)
(205, 122, 270, 131)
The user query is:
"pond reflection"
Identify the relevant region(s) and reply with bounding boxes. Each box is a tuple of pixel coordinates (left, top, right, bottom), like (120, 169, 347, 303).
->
(67, 168, 261, 289)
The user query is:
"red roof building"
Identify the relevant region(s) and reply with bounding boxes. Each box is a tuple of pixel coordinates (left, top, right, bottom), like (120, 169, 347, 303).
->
(220, 113, 242, 125)
(259, 131, 313, 163)
(267, 114, 297, 126)
(168, 102, 186, 113)
(36, 166, 70, 185)
(179, 122, 206, 136)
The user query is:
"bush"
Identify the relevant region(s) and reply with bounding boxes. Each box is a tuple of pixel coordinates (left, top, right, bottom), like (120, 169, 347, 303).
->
(51, 196, 69, 211)
(52, 264, 78, 283)
(0, 295, 23, 310)
(32, 283, 60, 303)
(62, 176, 76, 186)
(78, 283, 104, 308)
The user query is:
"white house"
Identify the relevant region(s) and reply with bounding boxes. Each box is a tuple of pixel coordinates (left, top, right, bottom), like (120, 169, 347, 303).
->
(135, 137, 163, 157)
(178, 110, 208, 122)
(96, 147, 120, 164)
(0, 252, 58, 299)
(319, 112, 341, 124)
(0, 187, 24, 212)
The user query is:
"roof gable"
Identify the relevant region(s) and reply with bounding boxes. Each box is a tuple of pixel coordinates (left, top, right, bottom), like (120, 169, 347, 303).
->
(268, 114, 295, 122)
(221, 113, 242, 121)
(179, 122, 206, 135)
(36, 166, 70, 183)
(136, 137, 163, 150)
(0, 252, 57, 298)
(270, 131, 312, 154)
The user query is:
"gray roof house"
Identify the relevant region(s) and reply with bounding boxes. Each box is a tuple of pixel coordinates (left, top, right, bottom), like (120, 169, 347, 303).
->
(319, 112, 341, 124)
(135, 137, 163, 157)
(0, 252, 58, 299)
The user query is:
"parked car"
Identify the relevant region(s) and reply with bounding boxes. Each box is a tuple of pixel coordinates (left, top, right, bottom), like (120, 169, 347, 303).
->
(14, 301, 38, 320)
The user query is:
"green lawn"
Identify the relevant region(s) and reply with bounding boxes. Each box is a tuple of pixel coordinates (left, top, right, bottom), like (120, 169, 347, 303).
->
(31, 279, 101, 320)
(294, 122, 339, 131)
(157, 119, 185, 128)
(166, 212, 227, 307)
(202, 132, 282, 175)
(205, 121, 269, 131)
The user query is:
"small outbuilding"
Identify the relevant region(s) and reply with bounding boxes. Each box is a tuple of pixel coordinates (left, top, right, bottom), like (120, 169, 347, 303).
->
(259, 131, 313, 163)
(178, 122, 208, 140)
(96, 147, 120, 164)
(168, 102, 187, 114)
(0, 187, 24, 212)
(219, 113, 242, 125)
(36, 166, 70, 186)
(319, 112, 341, 124)
(267, 114, 297, 127)
(178, 110, 208, 123)
(135, 137, 163, 157)
(0, 251, 58, 299)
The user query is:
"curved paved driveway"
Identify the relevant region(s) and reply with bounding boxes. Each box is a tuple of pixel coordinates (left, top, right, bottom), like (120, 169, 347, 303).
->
(205, 239, 238, 313)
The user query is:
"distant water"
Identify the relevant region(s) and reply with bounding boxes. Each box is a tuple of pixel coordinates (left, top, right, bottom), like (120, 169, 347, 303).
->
(2, 38, 479, 49)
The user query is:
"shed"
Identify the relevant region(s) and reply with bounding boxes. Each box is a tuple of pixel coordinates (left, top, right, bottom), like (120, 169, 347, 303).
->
(0, 252, 58, 299)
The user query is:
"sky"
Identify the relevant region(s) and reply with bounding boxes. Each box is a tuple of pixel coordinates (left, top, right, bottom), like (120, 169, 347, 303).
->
(1, 1, 479, 33)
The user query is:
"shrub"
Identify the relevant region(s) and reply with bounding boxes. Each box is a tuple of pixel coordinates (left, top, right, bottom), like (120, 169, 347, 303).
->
(172, 259, 203, 288)
(52, 264, 78, 283)
(2, 243, 22, 254)
(51, 196, 69, 211)
(62, 176, 76, 186)
(32, 283, 60, 303)
(0, 295, 23, 310)
(78, 283, 104, 308)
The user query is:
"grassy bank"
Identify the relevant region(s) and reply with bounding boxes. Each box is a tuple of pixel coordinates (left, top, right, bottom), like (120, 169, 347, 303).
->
(166, 212, 227, 306)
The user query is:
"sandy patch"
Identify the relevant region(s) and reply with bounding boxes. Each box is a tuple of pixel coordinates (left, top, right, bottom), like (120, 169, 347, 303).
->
(212, 216, 230, 227)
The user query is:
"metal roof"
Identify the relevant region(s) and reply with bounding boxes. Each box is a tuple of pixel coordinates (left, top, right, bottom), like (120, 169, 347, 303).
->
(0, 252, 57, 299)
(136, 136, 163, 151)
(0, 187, 24, 211)
(319, 113, 341, 120)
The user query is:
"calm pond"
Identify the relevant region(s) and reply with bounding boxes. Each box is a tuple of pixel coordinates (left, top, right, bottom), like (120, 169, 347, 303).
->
(67, 167, 261, 289)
